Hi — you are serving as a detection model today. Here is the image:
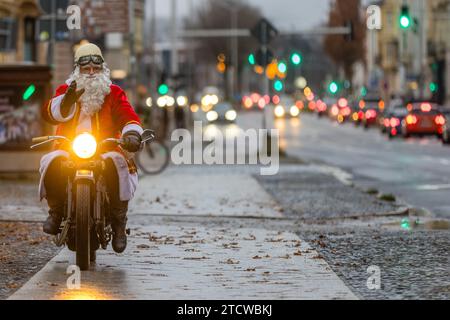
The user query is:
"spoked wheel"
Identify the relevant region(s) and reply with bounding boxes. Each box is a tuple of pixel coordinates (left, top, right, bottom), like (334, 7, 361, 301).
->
(135, 140, 170, 175)
(76, 182, 91, 271)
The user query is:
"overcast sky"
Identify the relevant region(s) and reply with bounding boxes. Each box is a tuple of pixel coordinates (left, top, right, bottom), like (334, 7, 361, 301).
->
(149, 0, 331, 31)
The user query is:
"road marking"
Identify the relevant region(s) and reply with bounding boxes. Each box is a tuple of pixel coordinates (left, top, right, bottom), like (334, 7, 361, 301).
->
(416, 184, 450, 191)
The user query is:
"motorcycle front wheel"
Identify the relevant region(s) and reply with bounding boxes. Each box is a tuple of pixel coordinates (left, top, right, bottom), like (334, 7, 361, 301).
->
(76, 182, 91, 270)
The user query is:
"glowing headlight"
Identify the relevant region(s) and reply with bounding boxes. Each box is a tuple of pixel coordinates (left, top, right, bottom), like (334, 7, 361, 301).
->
(225, 110, 237, 121)
(274, 105, 285, 118)
(72, 133, 97, 159)
(290, 106, 300, 117)
(206, 111, 219, 122)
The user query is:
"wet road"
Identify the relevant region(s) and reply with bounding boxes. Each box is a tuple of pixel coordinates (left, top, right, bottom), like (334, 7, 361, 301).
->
(238, 111, 450, 218)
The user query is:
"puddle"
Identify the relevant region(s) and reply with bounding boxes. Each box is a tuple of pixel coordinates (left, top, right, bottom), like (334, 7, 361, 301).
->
(383, 219, 450, 231)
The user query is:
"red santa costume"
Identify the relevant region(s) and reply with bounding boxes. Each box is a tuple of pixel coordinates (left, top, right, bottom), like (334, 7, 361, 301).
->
(39, 60, 143, 202)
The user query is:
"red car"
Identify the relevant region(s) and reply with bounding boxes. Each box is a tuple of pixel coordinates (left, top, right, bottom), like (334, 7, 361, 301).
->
(402, 103, 445, 138)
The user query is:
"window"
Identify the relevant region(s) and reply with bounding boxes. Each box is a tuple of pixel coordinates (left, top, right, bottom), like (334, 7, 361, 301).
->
(0, 18, 17, 51)
(24, 18, 36, 62)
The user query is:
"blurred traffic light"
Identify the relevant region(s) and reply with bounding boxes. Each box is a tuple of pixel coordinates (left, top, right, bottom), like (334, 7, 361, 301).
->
(399, 5, 411, 29)
(430, 82, 438, 93)
(158, 83, 169, 95)
(329, 81, 339, 94)
(23, 84, 36, 101)
(290, 52, 302, 66)
(360, 86, 367, 97)
(217, 53, 226, 73)
(277, 61, 287, 73)
(216, 62, 226, 73)
(274, 80, 284, 92)
(248, 53, 256, 65)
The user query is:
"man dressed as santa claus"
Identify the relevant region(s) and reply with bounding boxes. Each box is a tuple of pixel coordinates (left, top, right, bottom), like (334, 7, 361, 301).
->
(39, 43, 143, 254)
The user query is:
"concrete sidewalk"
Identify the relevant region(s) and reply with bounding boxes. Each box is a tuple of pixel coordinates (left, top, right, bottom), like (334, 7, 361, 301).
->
(8, 166, 357, 300)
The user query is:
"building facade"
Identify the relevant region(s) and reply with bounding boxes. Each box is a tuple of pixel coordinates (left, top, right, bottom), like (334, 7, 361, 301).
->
(366, 0, 450, 105)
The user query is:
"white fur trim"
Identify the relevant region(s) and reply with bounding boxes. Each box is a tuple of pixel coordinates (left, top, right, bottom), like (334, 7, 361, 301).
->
(39, 150, 70, 201)
(39, 151, 138, 202)
(122, 123, 143, 136)
(50, 94, 76, 122)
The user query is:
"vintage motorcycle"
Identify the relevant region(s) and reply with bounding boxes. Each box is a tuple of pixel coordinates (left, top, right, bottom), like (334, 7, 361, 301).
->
(31, 130, 155, 270)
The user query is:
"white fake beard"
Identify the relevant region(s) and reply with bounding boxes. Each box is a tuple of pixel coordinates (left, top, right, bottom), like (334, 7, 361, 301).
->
(66, 64, 112, 116)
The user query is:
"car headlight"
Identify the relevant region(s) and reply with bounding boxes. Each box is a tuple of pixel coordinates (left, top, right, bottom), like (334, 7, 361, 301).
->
(225, 110, 237, 121)
(290, 106, 300, 117)
(274, 105, 285, 118)
(72, 133, 97, 159)
(206, 110, 219, 122)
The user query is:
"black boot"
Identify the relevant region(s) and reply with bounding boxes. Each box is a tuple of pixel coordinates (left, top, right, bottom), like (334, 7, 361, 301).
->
(111, 202, 128, 253)
(43, 159, 66, 236)
(43, 203, 64, 235)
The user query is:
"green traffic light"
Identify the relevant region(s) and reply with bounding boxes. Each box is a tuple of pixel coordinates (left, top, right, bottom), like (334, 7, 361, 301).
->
(274, 80, 284, 92)
(399, 5, 411, 29)
(278, 62, 287, 73)
(158, 84, 169, 95)
(329, 82, 339, 94)
(400, 16, 411, 28)
(248, 54, 255, 65)
(430, 82, 438, 93)
(361, 86, 367, 97)
(23, 84, 36, 101)
(290, 53, 302, 66)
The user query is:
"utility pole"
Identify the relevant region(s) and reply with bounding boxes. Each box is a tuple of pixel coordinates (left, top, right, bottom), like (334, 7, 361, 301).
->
(150, 0, 157, 96)
(231, 7, 239, 103)
(129, 0, 137, 104)
(50, 0, 56, 67)
(170, 0, 178, 77)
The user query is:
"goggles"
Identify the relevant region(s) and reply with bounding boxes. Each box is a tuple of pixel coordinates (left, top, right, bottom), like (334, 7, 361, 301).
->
(76, 55, 104, 66)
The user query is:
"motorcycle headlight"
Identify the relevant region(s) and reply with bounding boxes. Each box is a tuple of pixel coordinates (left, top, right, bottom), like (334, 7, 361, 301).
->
(72, 133, 97, 159)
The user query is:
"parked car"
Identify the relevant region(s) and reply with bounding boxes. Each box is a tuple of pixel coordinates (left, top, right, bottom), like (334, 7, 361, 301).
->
(401, 102, 445, 138)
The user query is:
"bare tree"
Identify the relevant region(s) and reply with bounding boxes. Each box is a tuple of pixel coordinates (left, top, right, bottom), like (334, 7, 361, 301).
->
(324, 0, 366, 81)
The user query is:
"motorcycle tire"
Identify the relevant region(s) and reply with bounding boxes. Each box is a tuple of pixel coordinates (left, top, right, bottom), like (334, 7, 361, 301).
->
(76, 182, 91, 271)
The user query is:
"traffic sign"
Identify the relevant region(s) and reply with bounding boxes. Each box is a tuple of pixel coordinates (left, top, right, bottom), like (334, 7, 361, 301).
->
(255, 48, 274, 67)
(251, 18, 278, 45)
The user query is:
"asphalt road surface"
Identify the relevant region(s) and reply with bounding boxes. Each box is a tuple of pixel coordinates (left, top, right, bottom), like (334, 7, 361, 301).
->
(237, 111, 450, 218)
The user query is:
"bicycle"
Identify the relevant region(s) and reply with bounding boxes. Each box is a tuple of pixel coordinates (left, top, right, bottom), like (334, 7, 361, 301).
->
(135, 130, 170, 175)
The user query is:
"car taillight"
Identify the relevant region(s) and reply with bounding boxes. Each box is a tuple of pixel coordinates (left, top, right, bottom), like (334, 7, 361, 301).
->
(390, 117, 400, 127)
(338, 98, 348, 108)
(421, 103, 432, 112)
(406, 115, 418, 125)
(342, 107, 351, 116)
(358, 111, 364, 119)
(365, 110, 377, 119)
(331, 105, 339, 116)
(435, 115, 446, 125)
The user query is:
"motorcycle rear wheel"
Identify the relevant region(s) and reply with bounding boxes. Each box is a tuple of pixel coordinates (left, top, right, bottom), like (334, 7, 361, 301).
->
(76, 182, 91, 270)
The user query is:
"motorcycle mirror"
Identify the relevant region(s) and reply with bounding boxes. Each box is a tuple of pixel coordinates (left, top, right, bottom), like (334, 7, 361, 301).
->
(141, 129, 156, 143)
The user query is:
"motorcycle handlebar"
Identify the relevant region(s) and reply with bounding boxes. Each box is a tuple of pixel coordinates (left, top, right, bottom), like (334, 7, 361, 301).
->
(32, 136, 50, 143)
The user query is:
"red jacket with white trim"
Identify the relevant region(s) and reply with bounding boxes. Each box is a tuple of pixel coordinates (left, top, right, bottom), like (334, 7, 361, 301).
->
(42, 83, 142, 151)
